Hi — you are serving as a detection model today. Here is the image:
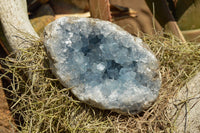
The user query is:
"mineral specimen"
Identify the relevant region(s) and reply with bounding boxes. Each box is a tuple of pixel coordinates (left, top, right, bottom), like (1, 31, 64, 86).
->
(44, 17, 161, 115)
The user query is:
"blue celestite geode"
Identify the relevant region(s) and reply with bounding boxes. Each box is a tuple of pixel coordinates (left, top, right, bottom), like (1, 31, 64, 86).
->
(44, 17, 161, 115)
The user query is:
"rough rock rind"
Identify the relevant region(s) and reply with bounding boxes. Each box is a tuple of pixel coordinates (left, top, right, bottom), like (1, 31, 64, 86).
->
(44, 17, 161, 115)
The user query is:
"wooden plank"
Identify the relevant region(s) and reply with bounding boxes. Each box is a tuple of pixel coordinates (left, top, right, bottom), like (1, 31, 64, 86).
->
(89, 0, 112, 21)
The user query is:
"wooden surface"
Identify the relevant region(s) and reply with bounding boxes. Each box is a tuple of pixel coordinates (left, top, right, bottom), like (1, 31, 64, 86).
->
(0, 0, 39, 51)
(0, 76, 15, 133)
(111, 0, 162, 36)
(89, 0, 112, 21)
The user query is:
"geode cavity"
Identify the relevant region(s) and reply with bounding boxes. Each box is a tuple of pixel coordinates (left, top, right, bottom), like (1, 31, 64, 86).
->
(44, 17, 161, 115)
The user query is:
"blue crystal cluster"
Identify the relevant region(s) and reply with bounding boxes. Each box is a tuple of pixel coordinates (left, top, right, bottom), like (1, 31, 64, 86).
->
(44, 17, 161, 114)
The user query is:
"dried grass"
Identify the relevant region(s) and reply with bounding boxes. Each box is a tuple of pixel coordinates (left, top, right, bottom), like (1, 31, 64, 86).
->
(1, 32, 200, 132)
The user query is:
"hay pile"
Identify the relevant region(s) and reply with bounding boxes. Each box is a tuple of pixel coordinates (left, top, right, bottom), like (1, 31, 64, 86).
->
(1, 33, 200, 132)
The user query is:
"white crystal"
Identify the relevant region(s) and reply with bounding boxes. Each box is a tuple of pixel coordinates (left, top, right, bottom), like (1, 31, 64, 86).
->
(97, 63, 106, 71)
